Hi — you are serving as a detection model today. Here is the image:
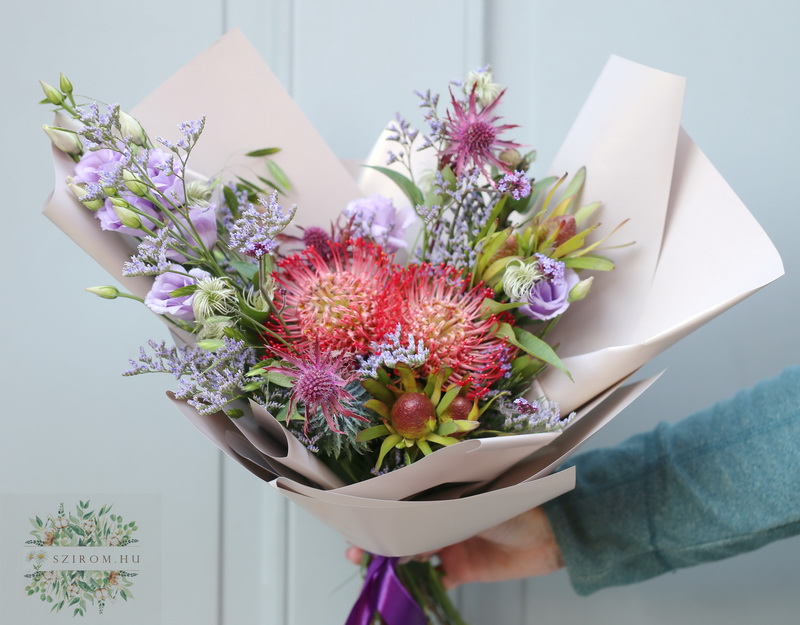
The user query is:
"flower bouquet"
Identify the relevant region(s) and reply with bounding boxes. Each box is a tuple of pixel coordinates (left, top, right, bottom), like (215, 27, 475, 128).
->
(40, 30, 782, 624)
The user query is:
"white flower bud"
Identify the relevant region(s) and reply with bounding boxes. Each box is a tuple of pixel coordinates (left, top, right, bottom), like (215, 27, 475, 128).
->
(39, 80, 63, 105)
(86, 286, 120, 299)
(119, 110, 147, 146)
(568, 276, 594, 303)
(42, 124, 82, 154)
(123, 169, 149, 197)
(59, 73, 73, 94)
(111, 200, 142, 229)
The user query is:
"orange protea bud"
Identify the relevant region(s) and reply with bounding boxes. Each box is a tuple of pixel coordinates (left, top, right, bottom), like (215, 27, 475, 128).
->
(390, 392, 436, 439)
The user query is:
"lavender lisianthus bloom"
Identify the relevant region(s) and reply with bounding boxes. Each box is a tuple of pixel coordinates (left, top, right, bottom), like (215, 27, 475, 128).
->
(96, 194, 159, 236)
(144, 148, 185, 207)
(144, 264, 210, 320)
(73, 148, 124, 184)
(165, 203, 219, 262)
(342, 194, 416, 252)
(518, 255, 580, 321)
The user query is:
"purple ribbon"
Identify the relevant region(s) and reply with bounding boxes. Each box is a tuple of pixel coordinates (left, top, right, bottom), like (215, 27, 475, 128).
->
(345, 555, 427, 625)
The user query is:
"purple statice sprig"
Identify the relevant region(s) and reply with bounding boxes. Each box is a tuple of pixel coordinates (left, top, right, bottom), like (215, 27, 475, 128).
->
(124, 337, 258, 415)
(502, 396, 574, 434)
(497, 170, 532, 200)
(75, 102, 122, 151)
(228, 191, 297, 259)
(357, 324, 430, 378)
(122, 228, 172, 277)
(157, 116, 206, 160)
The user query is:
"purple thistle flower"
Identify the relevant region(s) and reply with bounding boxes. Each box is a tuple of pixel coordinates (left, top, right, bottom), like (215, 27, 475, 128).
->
(440, 88, 521, 180)
(269, 345, 367, 435)
(229, 191, 297, 258)
(497, 170, 532, 200)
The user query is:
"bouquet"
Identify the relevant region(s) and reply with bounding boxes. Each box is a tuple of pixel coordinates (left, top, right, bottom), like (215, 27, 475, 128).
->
(40, 31, 782, 624)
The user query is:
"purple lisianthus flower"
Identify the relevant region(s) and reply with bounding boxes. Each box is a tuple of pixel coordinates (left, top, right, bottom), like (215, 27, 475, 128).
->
(144, 264, 210, 320)
(342, 194, 416, 252)
(73, 148, 124, 185)
(144, 148, 185, 207)
(519, 257, 580, 321)
(165, 204, 219, 262)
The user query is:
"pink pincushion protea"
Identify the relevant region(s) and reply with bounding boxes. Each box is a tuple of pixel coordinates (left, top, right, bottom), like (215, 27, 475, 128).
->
(440, 88, 521, 180)
(273, 238, 403, 355)
(268, 344, 366, 434)
(400, 264, 513, 395)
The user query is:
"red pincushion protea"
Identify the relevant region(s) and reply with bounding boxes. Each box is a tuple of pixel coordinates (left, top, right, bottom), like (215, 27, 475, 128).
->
(440, 88, 521, 180)
(272, 238, 403, 355)
(400, 264, 512, 395)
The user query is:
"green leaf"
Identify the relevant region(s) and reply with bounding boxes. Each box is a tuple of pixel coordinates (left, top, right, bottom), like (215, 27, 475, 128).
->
(168, 284, 197, 298)
(364, 166, 424, 207)
(263, 371, 295, 388)
(574, 201, 601, 226)
(267, 161, 292, 191)
(226, 408, 244, 419)
(559, 167, 586, 205)
(222, 186, 240, 214)
(563, 255, 615, 271)
(361, 378, 395, 405)
(376, 434, 403, 469)
(245, 147, 281, 157)
(481, 298, 525, 317)
(435, 386, 462, 417)
(197, 339, 225, 352)
(228, 258, 259, 282)
(355, 424, 391, 442)
(496, 322, 571, 378)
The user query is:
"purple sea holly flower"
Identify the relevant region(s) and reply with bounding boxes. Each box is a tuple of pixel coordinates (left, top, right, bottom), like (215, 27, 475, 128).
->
(144, 264, 210, 320)
(342, 194, 416, 252)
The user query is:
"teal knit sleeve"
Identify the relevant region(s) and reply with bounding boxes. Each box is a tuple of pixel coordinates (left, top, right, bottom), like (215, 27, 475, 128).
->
(542, 365, 800, 595)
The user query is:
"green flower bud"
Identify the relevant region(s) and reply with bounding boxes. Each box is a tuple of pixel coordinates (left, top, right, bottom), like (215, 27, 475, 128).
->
(568, 276, 594, 303)
(39, 80, 64, 105)
(42, 124, 82, 155)
(86, 286, 120, 299)
(67, 177, 104, 210)
(59, 73, 73, 94)
(119, 110, 147, 146)
(102, 185, 118, 197)
(123, 170, 149, 197)
(111, 201, 142, 229)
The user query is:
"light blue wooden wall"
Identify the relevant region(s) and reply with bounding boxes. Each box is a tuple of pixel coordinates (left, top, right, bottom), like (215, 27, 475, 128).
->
(3, 1, 798, 624)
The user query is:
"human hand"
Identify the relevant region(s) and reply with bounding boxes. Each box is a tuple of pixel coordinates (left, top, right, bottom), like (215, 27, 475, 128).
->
(345, 507, 563, 590)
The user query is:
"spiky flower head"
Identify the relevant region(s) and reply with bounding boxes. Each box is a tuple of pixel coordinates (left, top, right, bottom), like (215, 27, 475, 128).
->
(440, 87, 521, 180)
(272, 238, 403, 354)
(400, 264, 512, 395)
(269, 345, 366, 434)
(192, 277, 237, 322)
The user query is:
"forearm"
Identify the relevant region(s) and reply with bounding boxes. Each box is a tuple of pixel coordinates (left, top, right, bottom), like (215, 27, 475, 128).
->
(543, 365, 800, 595)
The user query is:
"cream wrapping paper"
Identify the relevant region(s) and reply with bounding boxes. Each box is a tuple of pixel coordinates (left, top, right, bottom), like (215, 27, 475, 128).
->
(42, 31, 783, 557)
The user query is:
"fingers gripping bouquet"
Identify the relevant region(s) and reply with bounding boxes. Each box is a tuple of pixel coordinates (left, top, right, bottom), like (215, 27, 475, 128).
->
(40, 32, 782, 625)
